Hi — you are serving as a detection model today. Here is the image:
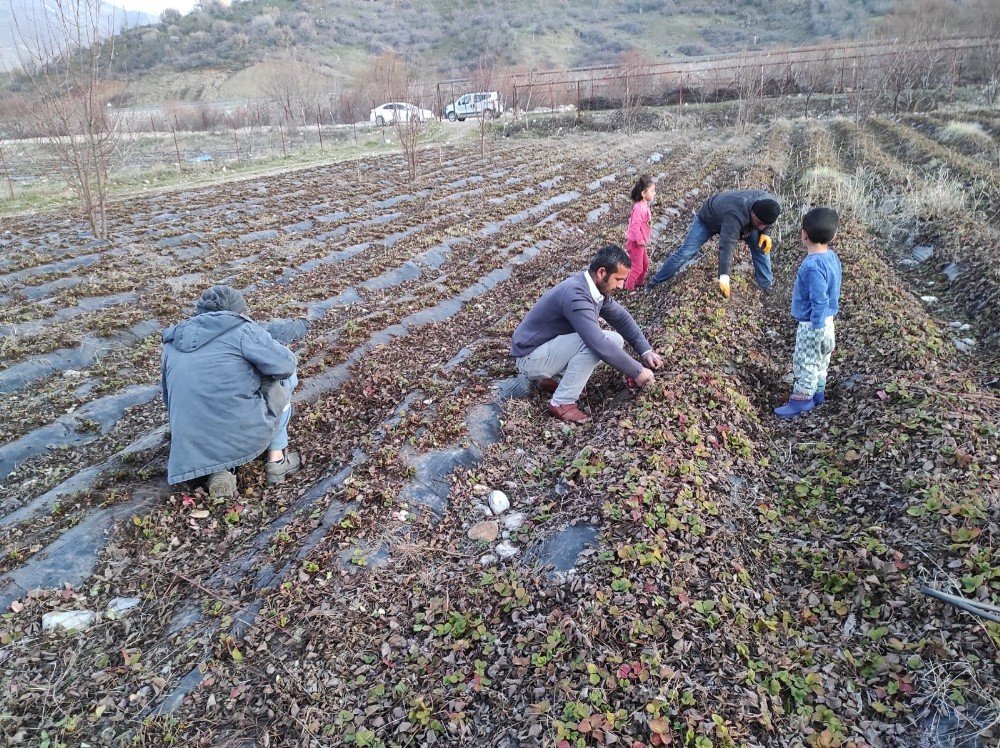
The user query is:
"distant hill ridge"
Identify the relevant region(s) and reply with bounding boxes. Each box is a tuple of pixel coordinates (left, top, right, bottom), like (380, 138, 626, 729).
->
(0, 0, 155, 70)
(111, 0, 894, 101)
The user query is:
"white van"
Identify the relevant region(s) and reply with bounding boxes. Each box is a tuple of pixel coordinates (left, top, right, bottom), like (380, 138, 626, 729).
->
(444, 91, 504, 122)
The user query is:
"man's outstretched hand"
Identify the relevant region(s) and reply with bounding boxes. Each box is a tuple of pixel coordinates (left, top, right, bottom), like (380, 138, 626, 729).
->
(634, 367, 656, 388)
(642, 351, 664, 370)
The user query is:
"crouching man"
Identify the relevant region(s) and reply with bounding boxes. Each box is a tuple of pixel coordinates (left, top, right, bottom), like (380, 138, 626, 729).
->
(511, 245, 664, 424)
(161, 285, 302, 497)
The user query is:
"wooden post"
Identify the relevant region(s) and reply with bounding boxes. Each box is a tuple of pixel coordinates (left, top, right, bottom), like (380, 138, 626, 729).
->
(852, 58, 860, 123)
(232, 125, 241, 165)
(760, 64, 765, 116)
(0, 144, 14, 199)
(171, 116, 183, 172)
(949, 49, 958, 103)
(279, 122, 287, 158)
(679, 73, 684, 106)
(316, 106, 324, 149)
(512, 82, 519, 121)
(577, 80, 582, 123)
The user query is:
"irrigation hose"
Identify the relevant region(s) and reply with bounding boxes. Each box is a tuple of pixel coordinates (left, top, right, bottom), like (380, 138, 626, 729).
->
(920, 585, 1000, 625)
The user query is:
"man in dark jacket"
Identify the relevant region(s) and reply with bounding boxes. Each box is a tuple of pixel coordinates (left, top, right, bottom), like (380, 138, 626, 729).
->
(511, 245, 663, 424)
(649, 190, 781, 298)
(161, 286, 302, 497)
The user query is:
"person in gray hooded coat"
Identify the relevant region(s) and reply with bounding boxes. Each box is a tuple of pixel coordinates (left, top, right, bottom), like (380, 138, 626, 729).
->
(161, 286, 302, 496)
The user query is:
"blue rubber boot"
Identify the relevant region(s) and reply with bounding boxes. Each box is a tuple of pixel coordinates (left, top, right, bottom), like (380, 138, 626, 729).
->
(813, 391, 826, 406)
(774, 397, 815, 419)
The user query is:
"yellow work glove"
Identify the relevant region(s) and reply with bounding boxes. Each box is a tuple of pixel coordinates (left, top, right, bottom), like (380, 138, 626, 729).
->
(758, 234, 773, 254)
(718, 275, 731, 299)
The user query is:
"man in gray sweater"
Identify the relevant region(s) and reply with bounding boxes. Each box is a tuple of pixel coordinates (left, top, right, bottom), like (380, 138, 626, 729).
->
(649, 189, 780, 298)
(511, 245, 664, 423)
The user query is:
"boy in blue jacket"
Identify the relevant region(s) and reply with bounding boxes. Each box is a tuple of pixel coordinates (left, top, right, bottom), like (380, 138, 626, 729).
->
(775, 207, 842, 419)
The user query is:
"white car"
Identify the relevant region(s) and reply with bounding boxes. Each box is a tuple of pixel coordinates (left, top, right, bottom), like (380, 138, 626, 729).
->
(369, 102, 435, 126)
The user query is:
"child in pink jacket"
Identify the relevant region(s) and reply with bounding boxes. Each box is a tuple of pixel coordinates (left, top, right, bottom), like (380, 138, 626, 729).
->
(624, 175, 655, 289)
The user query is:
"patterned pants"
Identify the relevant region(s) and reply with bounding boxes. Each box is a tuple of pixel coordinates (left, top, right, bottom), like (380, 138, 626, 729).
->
(792, 318, 835, 397)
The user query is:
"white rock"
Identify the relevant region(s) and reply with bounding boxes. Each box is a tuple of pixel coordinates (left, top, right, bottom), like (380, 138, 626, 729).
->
(63, 369, 83, 378)
(105, 597, 140, 617)
(843, 612, 856, 638)
(647, 152, 663, 164)
(479, 554, 497, 567)
(502, 512, 526, 531)
(959, 324, 971, 332)
(495, 541, 519, 559)
(488, 490, 510, 514)
(920, 295, 938, 304)
(472, 484, 489, 496)
(42, 610, 97, 631)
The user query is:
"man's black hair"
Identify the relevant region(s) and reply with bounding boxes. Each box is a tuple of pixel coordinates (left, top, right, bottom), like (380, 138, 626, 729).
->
(802, 207, 839, 245)
(589, 244, 632, 274)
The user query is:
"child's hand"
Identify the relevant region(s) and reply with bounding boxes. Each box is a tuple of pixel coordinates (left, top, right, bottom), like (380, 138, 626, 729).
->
(758, 234, 773, 254)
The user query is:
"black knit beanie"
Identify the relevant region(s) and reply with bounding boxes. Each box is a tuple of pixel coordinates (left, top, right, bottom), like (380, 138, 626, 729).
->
(752, 199, 781, 226)
(196, 285, 248, 315)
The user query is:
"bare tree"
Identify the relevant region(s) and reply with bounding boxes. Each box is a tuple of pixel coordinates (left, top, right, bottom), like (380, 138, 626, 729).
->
(385, 62, 426, 180)
(879, 38, 950, 113)
(393, 105, 423, 180)
(471, 55, 499, 158)
(11, 0, 131, 238)
(617, 49, 656, 134)
(792, 59, 837, 118)
(262, 55, 325, 125)
(731, 53, 766, 131)
(875, 0, 986, 113)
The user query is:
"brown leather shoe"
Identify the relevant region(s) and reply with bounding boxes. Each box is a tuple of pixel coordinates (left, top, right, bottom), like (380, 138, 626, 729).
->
(546, 402, 590, 424)
(534, 377, 559, 394)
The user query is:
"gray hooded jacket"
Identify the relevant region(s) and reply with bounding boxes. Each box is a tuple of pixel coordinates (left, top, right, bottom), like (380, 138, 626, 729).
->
(161, 311, 297, 484)
(697, 189, 778, 276)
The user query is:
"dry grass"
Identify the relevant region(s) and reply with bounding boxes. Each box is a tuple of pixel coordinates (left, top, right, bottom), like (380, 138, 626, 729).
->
(900, 169, 968, 221)
(935, 121, 995, 148)
(800, 165, 882, 222)
(800, 161, 968, 240)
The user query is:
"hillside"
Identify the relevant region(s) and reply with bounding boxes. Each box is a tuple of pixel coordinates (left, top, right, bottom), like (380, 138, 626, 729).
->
(0, 0, 155, 71)
(113, 0, 894, 101)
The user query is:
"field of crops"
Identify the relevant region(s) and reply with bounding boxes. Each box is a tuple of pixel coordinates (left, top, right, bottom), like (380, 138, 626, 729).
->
(0, 107, 997, 747)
